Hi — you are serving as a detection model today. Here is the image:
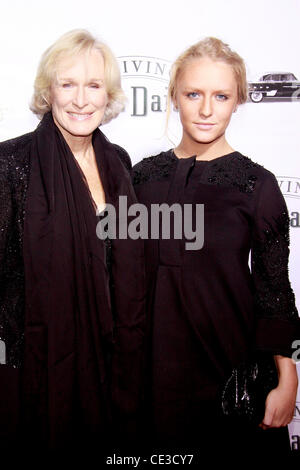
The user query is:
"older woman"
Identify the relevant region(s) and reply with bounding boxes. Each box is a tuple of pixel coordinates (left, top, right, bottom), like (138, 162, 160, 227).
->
(0, 30, 145, 455)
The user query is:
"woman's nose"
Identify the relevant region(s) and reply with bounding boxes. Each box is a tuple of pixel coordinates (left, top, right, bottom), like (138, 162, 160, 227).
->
(73, 86, 88, 108)
(199, 96, 212, 117)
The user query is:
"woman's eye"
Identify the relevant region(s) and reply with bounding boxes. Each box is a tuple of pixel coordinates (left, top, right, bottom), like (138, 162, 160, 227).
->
(187, 92, 199, 99)
(89, 84, 100, 89)
(62, 83, 72, 88)
(216, 94, 228, 101)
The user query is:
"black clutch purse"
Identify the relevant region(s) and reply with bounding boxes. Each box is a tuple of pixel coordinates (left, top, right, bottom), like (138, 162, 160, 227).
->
(221, 354, 278, 425)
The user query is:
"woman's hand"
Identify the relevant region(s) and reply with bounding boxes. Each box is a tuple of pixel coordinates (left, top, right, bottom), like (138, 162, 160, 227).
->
(259, 355, 298, 430)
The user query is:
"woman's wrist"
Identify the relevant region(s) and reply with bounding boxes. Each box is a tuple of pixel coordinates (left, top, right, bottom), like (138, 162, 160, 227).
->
(274, 355, 298, 388)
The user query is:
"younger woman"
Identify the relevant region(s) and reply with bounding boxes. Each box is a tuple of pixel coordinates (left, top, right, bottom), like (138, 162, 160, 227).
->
(133, 38, 299, 460)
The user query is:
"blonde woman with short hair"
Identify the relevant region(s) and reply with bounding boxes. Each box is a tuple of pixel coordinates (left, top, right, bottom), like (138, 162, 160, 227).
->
(0, 29, 145, 457)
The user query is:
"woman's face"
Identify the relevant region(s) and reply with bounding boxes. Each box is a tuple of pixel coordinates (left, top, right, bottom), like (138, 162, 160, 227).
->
(50, 48, 108, 142)
(173, 57, 238, 150)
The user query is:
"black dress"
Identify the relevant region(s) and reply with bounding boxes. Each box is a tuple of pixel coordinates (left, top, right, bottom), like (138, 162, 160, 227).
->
(133, 149, 299, 460)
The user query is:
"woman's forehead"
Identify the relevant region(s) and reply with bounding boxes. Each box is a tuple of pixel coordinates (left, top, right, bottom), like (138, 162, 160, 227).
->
(54, 49, 104, 77)
(177, 57, 237, 88)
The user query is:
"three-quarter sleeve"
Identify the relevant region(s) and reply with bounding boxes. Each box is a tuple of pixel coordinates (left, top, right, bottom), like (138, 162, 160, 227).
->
(251, 171, 300, 357)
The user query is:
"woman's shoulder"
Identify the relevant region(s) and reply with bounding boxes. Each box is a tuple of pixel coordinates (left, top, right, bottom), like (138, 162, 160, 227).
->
(205, 151, 277, 194)
(0, 132, 32, 187)
(0, 132, 33, 163)
(235, 152, 280, 190)
(210, 151, 271, 175)
(132, 149, 176, 186)
(112, 143, 132, 172)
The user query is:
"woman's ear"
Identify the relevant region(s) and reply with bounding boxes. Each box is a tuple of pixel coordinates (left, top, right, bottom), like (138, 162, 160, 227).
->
(42, 90, 51, 107)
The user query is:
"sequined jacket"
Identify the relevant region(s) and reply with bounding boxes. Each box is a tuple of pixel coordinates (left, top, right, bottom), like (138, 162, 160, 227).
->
(0, 132, 131, 368)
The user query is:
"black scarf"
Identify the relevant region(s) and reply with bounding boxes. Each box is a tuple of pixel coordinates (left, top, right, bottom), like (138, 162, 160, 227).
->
(22, 113, 145, 451)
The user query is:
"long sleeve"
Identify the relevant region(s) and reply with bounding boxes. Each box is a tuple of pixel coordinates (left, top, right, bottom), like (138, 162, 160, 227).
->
(0, 156, 10, 272)
(251, 171, 300, 356)
(0, 155, 13, 358)
(0, 134, 31, 368)
(0, 154, 22, 445)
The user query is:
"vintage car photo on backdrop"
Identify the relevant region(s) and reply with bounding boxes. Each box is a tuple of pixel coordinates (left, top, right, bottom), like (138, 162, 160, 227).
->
(248, 72, 300, 102)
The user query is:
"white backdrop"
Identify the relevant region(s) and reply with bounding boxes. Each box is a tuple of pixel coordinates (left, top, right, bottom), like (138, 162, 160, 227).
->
(1, 0, 300, 452)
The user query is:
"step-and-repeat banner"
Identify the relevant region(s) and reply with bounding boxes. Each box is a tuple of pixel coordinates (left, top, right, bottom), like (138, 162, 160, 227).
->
(1, 0, 300, 453)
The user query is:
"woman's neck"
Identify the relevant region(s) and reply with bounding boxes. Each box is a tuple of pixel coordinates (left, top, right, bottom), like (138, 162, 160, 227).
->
(67, 136, 94, 163)
(53, 115, 94, 162)
(175, 136, 234, 161)
(60, 127, 94, 163)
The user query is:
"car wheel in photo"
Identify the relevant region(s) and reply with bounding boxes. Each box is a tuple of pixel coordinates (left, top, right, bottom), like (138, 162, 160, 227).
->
(250, 91, 264, 102)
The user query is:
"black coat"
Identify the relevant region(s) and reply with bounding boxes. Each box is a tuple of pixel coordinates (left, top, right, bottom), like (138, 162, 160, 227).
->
(0, 124, 145, 455)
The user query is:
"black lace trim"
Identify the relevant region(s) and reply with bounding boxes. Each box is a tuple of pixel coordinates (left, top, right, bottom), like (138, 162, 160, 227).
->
(133, 151, 262, 194)
(133, 150, 177, 186)
(252, 211, 298, 320)
(204, 153, 260, 193)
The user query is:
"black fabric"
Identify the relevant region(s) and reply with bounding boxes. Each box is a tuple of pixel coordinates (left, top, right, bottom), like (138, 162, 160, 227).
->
(0, 133, 31, 368)
(0, 113, 145, 452)
(22, 112, 113, 448)
(0, 132, 132, 370)
(133, 149, 299, 453)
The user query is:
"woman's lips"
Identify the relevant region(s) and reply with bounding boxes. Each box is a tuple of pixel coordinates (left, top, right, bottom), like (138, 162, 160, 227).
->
(67, 112, 94, 121)
(194, 122, 215, 130)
